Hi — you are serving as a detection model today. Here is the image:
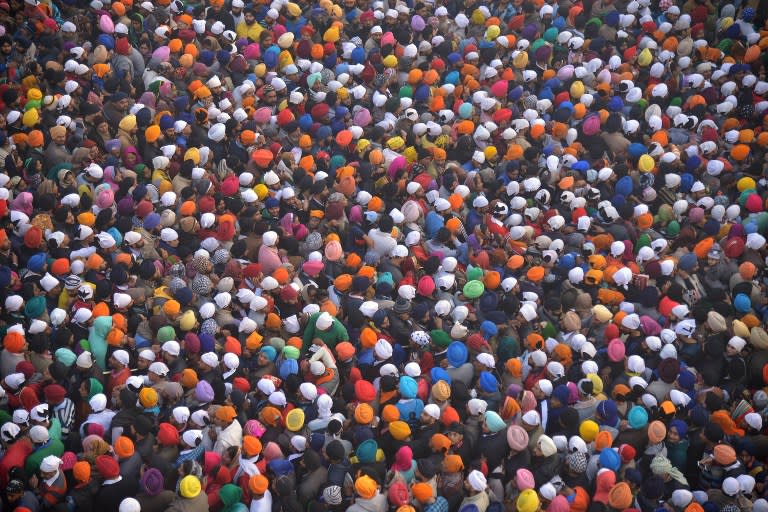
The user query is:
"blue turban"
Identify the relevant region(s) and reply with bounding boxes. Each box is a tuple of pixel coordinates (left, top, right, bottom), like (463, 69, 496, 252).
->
(599, 447, 621, 471)
(98, 34, 114, 50)
(480, 320, 498, 338)
(135, 108, 153, 127)
(615, 176, 633, 196)
(260, 345, 278, 362)
(670, 419, 688, 438)
(447, 341, 468, 367)
(28, 253, 47, 273)
(356, 439, 378, 463)
(628, 405, 648, 429)
(199, 333, 216, 353)
(279, 359, 299, 380)
(734, 293, 751, 313)
(479, 371, 498, 393)
(351, 47, 365, 64)
(268, 459, 294, 476)
(484, 411, 506, 433)
(628, 143, 646, 159)
(399, 376, 418, 399)
(430, 367, 452, 385)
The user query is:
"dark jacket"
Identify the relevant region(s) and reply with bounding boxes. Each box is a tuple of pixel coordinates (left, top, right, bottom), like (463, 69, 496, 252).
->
(326, 459, 353, 488)
(477, 430, 509, 473)
(136, 490, 177, 512)
(532, 454, 561, 487)
(68, 481, 98, 512)
(95, 476, 139, 510)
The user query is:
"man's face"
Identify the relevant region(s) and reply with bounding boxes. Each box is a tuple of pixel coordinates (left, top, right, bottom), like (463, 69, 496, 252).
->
(6, 489, 22, 503)
(244, 11, 255, 24)
(446, 431, 462, 444)
(52, 131, 66, 145)
(264, 90, 277, 105)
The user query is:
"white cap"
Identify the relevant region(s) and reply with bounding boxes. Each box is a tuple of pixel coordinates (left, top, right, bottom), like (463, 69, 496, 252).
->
(149, 361, 170, 376)
(522, 410, 541, 426)
(76, 351, 94, 368)
(423, 403, 441, 420)
(162, 340, 181, 356)
(476, 353, 495, 369)
(316, 312, 333, 330)
(40, 454, 62, 473)
(201, 352, 219, 368)
(30, 403, 49, 422)
(138, 349, 156, 362)
(112, 349, 130, 366)
(374, 339, 393, 359)
(172, 406, 191, 424)
(310, 361, 326, 376)
(744, 412, 763, 431)
(119, 498, 141, 512)
(223, 352, 239, 371)
(89, 393, 108, 412)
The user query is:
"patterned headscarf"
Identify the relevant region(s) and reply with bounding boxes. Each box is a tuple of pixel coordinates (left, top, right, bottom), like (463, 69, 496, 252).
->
(191, 274, 213, 295)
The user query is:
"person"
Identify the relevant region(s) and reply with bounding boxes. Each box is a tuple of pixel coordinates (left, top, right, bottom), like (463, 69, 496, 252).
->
(94, 454, 138, 509)
(36, 455, 68, 509)
(212, 405, 243, 453)
(1, 0, 768, 511)
(167, 475, 209, 512)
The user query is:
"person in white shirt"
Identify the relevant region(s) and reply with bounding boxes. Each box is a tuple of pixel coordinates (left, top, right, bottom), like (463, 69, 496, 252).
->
(367, 215, 397, 260)
(212, 405, 242, 453)
(249, 474, 273, 512)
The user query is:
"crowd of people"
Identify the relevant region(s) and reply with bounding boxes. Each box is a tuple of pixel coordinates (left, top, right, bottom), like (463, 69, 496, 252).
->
(1, 0, 768, 510)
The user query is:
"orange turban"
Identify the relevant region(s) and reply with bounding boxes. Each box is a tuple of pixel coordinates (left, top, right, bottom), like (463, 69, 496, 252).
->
(381, 404, 400, 422)
(527, 266, 545, 282)
(163, 300, 181, 316)
(360, 327, 377, 349)
(3, 332, 25, 353)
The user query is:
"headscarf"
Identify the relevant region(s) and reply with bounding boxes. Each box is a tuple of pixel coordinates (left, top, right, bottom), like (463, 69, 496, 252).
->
(650, 455, 688, 486)
(11, 192, 34, 216)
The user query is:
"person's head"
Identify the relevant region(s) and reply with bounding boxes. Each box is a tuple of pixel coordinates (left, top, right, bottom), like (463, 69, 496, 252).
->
(109, 350, 129, 370)
(214, 405, 237, 428)
(51, 127, 67, 145)
(739, 441, 756, 466)
(5, 480, 24, 503)
(263, 85, 278, 105)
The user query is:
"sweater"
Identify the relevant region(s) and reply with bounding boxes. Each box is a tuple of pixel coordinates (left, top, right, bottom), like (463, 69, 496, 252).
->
(25, 439, 65, 476)
(301, 312, 349, 352)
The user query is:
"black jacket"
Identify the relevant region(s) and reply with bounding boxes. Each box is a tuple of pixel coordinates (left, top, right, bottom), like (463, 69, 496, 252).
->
(94, 476, 139, 511)
(477, 430, 509, 473)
